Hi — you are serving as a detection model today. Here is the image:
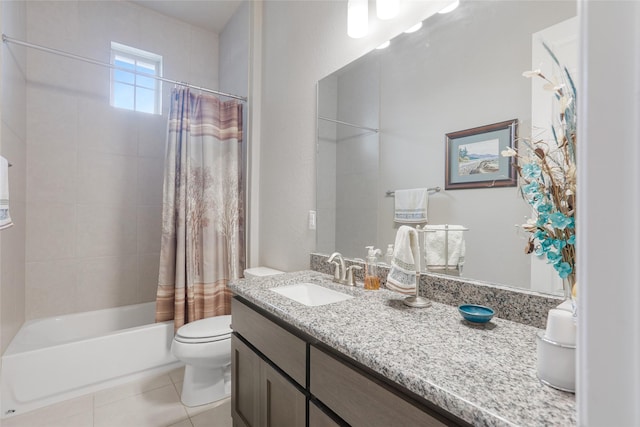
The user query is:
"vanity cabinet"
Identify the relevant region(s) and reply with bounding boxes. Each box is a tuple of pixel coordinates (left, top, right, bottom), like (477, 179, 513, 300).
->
(310, 346, 447, 427)
(308, 401, 342, 427)
(231, 335, 306, 427)
(231, 299, 306, 427)
(231, 297, 463, 427)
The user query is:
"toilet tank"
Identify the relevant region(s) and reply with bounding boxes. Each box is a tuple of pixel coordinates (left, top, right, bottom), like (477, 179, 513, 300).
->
(243, 267, 284, 279)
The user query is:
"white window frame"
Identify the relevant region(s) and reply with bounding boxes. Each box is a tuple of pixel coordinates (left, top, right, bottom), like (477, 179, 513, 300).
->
(110, 42, 163, 114)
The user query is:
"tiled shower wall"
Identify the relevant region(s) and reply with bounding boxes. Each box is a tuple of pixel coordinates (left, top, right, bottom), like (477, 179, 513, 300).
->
(23, 1, 220, 320)
(1, 0, 28, 353)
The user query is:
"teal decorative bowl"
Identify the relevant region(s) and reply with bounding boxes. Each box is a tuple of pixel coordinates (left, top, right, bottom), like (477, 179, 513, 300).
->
(458, 304, 495, 323)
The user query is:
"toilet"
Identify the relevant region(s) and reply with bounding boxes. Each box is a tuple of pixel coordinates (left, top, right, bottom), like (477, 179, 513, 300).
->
(171, 315, 233, 407)
(244, 266, 285, 279)
(171, 267, 283, 407)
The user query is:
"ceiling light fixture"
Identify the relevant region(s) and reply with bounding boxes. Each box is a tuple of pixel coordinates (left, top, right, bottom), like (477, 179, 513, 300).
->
(347, 0, 369, 38)
(376, 40, 391, 49)
(404, 22, 423, 34)
(438, 0, 460, 14)
(376, 0, 399, 20)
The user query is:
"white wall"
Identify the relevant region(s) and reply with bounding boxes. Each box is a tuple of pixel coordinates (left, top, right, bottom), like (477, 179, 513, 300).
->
(220, 1, 250, 100)
(335, 57, 380, 258)
(0, 0, 27, 353)
(317, 1, 574, 287)
(256, 0, 640, 424)
(23, 1, 219, 319)
(316, 75, 338, 254)
(257, 0, 449, 271)
(578, 1, 640, 425)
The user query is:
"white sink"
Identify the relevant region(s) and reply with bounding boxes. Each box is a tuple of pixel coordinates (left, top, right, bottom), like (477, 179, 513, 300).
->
(269, 283, 354, 307)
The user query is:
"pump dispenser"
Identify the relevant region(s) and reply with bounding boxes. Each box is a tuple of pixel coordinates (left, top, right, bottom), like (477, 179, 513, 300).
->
(364, 246, 382, 290)
(384, 244, 394, 266)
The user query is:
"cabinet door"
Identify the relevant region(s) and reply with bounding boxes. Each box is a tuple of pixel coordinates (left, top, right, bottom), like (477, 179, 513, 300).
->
(261, 361, 306, 427)
(309, 401, 343, 427)
(231, 335, 261, 427)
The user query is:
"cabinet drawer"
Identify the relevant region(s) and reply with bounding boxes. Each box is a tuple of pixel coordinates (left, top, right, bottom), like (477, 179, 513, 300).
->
(232, 298, 306, 387)
(310, 346, 448, 427)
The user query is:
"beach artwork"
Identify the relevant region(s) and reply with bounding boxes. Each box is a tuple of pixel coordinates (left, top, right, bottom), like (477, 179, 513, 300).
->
(457, 138, 500, 176)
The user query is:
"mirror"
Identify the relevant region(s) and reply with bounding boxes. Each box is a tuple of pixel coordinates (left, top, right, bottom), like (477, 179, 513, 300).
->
(316, 1, 577, 293)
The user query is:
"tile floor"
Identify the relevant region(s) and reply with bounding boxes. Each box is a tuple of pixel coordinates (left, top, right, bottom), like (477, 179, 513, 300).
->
(1, 367, 232, 427)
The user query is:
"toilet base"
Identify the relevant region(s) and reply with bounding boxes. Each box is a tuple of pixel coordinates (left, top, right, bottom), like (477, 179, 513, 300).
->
(180, 364, 231, 407)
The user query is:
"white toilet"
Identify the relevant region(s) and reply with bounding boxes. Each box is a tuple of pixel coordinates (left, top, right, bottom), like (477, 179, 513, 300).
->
(244, 266, 284, 279)
(171, 315, 233, 407)
(172, 267, 283, 407)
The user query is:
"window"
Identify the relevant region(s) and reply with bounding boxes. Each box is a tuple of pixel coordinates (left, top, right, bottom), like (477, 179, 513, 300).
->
(110, 42, 162, 114)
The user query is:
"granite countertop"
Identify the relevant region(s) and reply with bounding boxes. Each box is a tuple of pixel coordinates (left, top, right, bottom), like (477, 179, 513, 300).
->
(229, 270, 576, 427)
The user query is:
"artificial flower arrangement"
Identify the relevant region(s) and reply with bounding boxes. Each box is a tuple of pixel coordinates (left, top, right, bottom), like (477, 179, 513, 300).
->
(502, 44, 577, 297)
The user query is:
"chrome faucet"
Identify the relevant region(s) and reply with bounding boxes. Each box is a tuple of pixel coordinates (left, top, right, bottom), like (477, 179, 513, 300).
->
(328, 252, 362, 286)
(345, 264, 362, 286)
(327, 252, 347, 284)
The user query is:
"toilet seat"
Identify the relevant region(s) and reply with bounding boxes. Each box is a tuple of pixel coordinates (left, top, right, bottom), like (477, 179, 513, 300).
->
(174, 315, 232, 344)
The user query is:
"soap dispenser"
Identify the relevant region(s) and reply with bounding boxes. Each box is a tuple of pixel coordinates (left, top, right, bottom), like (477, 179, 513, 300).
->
(364, 246, 382, 291)
(384, 244, 394, 266)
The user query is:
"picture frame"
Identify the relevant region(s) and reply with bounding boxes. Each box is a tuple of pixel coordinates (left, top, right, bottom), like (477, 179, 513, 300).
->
(444, 119, 518, 190)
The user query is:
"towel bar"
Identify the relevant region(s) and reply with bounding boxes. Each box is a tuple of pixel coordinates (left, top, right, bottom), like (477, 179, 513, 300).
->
(386, 186, 440, 197)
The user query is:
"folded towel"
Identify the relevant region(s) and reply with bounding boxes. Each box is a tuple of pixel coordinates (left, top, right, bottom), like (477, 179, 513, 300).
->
(0, 156, 12, 230)
(424, 225, 466, 268)
(386, 225, 421, 295)
(394, 188, 429, 224)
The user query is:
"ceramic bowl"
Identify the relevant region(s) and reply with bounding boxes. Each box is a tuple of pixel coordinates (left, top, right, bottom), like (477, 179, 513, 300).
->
(458, 304, 495, 323)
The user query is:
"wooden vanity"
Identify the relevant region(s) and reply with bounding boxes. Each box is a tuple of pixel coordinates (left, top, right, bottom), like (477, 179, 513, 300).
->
(231, 297, 457, 427)
(229, 270, 576, 427)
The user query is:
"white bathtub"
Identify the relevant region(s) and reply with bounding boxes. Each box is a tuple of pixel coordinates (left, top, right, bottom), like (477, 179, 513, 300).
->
(1, 302, 182, 418)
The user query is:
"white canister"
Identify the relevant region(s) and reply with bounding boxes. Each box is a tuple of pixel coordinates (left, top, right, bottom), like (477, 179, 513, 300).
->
(545, 308, 576, 345)
(536, 330, 576, 393)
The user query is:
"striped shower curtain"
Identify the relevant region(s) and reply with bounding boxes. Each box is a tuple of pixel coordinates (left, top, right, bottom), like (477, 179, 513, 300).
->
(155, 87, 245, 331)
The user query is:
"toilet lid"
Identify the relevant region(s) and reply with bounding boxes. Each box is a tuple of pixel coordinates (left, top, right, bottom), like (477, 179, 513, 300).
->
(175, 315, 232, 343)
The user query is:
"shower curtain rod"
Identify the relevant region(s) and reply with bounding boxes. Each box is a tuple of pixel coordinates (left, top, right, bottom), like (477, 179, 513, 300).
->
(1, 34, 247, 102)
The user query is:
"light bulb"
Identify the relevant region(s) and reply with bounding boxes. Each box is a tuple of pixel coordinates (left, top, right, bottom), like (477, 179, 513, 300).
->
(348, 0, 368, 39)
(438, 0, 460, 14)
(376, 0, 399, 20)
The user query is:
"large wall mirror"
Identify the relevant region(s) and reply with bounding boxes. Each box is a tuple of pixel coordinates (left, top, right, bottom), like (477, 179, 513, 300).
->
(316, 1, 577, 294)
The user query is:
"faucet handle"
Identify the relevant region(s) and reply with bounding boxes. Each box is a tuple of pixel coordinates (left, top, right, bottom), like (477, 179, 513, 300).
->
(328, 260, 341, 281)
(345, 265, 363, 286)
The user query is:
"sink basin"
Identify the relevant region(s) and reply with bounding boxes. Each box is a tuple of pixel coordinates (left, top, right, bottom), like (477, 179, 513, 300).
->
(269, 283, 354, 307)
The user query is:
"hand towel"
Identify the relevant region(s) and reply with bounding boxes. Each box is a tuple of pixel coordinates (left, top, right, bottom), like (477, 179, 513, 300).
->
(424, 225, 466, 269)
(386, 225, 421, 294)
(0, 156, 13, 230)
(394, 188, 429, 224)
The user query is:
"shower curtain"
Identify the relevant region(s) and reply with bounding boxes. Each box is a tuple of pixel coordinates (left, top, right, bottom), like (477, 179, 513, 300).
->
(155, 87, 245, 330)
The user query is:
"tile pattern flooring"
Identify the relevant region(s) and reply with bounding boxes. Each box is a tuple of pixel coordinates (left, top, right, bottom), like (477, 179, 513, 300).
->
(1, 367, 232, 427)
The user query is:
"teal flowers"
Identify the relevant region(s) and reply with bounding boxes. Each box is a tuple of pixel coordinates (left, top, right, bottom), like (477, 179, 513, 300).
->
(550, 212, 573, 229)
(522, 163, 541, 179)
(510, 43, 577, 284)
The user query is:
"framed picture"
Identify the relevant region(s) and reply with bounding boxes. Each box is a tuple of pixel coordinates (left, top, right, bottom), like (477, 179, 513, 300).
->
(444, 119, 518, 190)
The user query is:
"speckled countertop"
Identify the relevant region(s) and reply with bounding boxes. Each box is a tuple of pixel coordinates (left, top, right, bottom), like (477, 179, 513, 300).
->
(229, 270, 576, 427)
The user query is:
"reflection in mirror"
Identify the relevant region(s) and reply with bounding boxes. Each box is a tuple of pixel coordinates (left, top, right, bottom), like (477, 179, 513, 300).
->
(316, 1, 576, 294)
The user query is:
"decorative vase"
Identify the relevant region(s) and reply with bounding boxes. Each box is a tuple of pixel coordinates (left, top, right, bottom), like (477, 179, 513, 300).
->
(536, 273, 577, 393)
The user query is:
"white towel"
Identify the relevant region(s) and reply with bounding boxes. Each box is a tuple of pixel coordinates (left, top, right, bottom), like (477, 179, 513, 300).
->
(0, 157, 12, 230)
(424, 225, 466, 268)
(386, 225, 421, 295)
(394, 188, 428, 224)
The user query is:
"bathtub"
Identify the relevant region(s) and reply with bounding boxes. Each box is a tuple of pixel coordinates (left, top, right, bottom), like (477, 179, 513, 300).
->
(1, 302, 182, 418)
